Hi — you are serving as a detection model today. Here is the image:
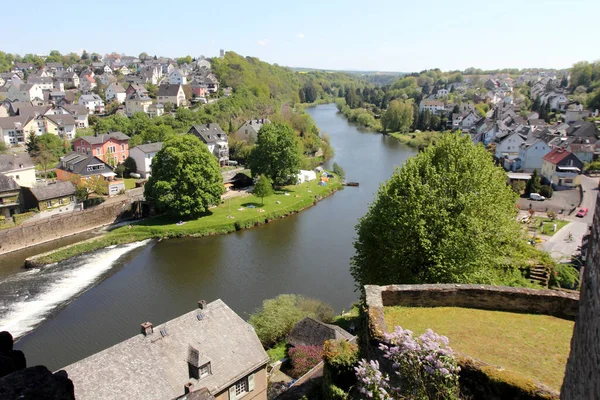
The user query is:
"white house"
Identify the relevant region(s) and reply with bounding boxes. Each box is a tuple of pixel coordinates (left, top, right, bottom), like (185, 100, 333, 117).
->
(436, 89, 449, 98)
(515, 138, 551, 172)
(106, 82, 126, 103)
(79, 94, 105, 114)
(459, 111, 481, 131)
(7, 84, 44, 102)
(125, 92, 153, 116)
(419, 100, 445, 114)
(297, 169, 317, 184)
(0, 153, 36, 188)
(157, 83, 186, 107)
(129, 142, 163, 178)
(495, 132, 526, 161)
(168, 69, 187, 85)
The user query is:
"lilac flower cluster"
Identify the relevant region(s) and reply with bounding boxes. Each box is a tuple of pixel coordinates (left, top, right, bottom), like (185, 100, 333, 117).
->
(355, 326, 461, 399)
(354, 359, 392, 399)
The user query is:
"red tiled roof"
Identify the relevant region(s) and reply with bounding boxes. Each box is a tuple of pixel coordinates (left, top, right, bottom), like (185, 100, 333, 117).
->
(542, 148, 572, 164)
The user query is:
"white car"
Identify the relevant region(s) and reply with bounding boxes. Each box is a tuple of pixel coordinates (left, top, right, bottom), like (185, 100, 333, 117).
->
(529, 193, 545, 201)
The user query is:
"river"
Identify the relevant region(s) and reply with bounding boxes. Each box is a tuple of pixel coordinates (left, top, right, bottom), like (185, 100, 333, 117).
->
(0, 103, 416, 370)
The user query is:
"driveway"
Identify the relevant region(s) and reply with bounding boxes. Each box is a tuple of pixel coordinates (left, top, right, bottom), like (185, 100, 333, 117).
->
(543, 221, 589, 262)
(518, 188, 579, 215)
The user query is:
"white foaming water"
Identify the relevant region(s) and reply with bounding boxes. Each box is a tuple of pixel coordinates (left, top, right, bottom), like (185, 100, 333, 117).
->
(0, 240, 150, 339)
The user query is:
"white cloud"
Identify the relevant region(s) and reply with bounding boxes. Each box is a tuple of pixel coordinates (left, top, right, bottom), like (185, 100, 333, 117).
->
(296, 33, 304, 39)
(257, 39, 269, 46)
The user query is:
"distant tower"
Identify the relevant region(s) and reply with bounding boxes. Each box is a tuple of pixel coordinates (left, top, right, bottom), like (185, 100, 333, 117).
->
(219, 49, 225, 59)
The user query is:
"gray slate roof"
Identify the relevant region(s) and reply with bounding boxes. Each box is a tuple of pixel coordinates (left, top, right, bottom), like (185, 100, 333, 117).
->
(189, 124, 227, 144)
(132, 142, 163, 154)
(158, 83, 183, 96)
(0, 153, 34, 173)
(287, 317, 354, 348)
(62, 299, 269, 400)
(79, 131, 130, 145)
(28, 181, 75, 201)
(0, 173, 20, 193)
(56, 152, 112, 176)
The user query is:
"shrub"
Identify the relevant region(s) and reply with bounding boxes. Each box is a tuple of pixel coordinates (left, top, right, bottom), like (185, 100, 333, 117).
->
(356, 326, 461, 400)
(511, 181, 526, 195)
(332, 162, 345, 180)
(248, 294, 335, 347)
(288, 345, 323, 378)
(549, 264, 580, 289)
(540, 185, 553, 198)
(323, 339, 359, 391)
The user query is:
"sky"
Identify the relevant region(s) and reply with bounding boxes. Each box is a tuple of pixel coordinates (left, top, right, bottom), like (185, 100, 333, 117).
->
(3, 0, 600, 72)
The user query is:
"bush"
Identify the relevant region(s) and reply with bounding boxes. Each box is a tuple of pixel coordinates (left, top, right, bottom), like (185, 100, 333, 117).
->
(511, 181, 526, 195)
(288, 345, 323, 378)
(248, 294, 335, 347)
(323, 339, 359, 391)
(332, 162, 345, 180)
(540, 185, 553, 198)
(549, 264, 580, 289)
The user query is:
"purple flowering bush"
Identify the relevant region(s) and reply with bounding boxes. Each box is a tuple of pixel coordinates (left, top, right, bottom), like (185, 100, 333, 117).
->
(288, 345, 324, 378)
(355, 326, 461, 399)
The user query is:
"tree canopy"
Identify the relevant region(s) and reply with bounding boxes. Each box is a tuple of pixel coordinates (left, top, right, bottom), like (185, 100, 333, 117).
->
(248, 122, 301, 186)
(144, 135, 224, 218)
(351, 133, 535, 288)
(381, 99, 414, 133)
(253, 174, 273, 205)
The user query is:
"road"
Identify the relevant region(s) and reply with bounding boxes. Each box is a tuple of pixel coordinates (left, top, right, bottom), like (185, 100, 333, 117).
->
(543, 221, 588, 263)
(578, 175, 598, 225)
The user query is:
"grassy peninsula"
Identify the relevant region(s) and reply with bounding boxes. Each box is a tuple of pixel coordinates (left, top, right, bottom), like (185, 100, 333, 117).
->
(32, 177, 342, 265)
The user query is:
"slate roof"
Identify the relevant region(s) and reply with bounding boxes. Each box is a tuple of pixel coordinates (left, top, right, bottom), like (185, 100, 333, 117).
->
(567, 121, 597, 138)
(542, 148, 572, 164)
(132, 142, 163, 154)
(62, 299, 269, 400)
(0, 173, 20, 193)
(288, 317, 354, 348)
(237, 118, 270, 134)
(28, 181, 75, 201)
(62, 104, 88, 116)
(189, 124, 227, 144)
(79, 131, 130, 145)
(158, 83, 183, 97)
(56, 152, 112, 176)
(0, 153, 34, 173)
(45, 113, 76, 127)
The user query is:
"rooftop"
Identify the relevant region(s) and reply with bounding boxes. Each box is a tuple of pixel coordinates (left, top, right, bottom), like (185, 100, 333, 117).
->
(132, 142, 163, 154)
(28, 181, 76, 201)
(79, 131, 130, 145)
(0, 153, 34, 173)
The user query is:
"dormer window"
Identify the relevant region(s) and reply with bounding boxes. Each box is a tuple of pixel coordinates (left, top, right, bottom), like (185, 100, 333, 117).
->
(199, 362, 211, 378)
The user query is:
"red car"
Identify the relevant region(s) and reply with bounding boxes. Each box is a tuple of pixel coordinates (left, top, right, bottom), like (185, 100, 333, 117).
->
(576, 208, 588, 218)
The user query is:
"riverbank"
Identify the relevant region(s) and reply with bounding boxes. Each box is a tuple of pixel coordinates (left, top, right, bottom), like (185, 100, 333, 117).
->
(388, 131, 445, 149)
(27, 177, 343, 266)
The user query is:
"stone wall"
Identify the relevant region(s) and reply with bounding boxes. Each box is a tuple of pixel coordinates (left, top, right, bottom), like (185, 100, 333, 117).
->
(0, 200, 133, 256)
(364, 284, 580, 400)
(561, 192, 600, 399)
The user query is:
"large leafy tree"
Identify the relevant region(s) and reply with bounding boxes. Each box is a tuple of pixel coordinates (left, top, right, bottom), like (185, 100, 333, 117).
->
(253, 174, 273, 205)
(381, 100, 414, 133)
(351, 133, 531, 288)
(248, 122, 301, 186)
(144, 135, 224, 218)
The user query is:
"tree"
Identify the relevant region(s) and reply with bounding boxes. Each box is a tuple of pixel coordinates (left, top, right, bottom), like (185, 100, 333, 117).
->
(26, 132, 39, 154)
(144, 135, 224, 218)
(81, 50, 89, 60)
(115, 164, 126, 179)
(253, 174, 273, 205)
(333, 162, 345, 180)
(511, 180, 526, 195)
(248, 122, 301, 186)
(139, 52, 149, 60)
(525, 169, 542, 196)
(381, 100, 414, 133)
(145, 83, 158, 99)
(351, 133, 531, 288)
(163, 102, 173, 113)
(37, 134, 68, 159)
(31, 144, 54, 178)
(123, 157, 137, 177)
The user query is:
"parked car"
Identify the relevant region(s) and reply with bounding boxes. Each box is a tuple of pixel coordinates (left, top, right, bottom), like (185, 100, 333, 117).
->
(576, 208, 589, 218)
(529, 193, 545, 201)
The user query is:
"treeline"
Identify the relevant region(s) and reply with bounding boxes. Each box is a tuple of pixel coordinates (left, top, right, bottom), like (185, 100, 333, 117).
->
(569, 61, 600, 111)
(0, 50, 103, 72)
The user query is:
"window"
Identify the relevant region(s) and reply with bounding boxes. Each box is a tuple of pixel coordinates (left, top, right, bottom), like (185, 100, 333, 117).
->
(70, 196, 74, 202)
(121, 144, 125, 151)
(235, 379, 248, 396)
(15, 175, 19, 180)
(58, 199, 63, 205)
(46, 201, 52, 207)
(96, 148, 101, 155)
(199, 362, 211, 378)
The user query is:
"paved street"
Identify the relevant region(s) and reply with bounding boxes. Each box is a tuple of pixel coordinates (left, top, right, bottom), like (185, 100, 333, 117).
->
(543, 221, 589, 263)
(578, 175, 598, 225)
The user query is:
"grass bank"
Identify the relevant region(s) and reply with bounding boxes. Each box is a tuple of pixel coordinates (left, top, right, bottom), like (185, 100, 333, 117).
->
(384, 306, 573, 391)
(388, 131, 445, 149)
(32, 176, 342, 265)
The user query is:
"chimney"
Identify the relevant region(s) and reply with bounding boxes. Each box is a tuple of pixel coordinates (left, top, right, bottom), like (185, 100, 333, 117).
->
(206, 123, 210, 128)
(141, 322, 153, 336)
(198, 300, 207, 310)
(184, 382, 194, 394)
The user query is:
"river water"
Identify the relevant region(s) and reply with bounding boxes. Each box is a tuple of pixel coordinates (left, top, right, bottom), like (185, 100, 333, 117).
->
(0, 104, 416, 370)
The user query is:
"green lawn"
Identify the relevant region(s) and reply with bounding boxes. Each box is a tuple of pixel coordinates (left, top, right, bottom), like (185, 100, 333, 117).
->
(384, 306, 573, 391)
(34, 176, 342, 264)
(534, 217, 570, 236)
(124, 178, 137, 190)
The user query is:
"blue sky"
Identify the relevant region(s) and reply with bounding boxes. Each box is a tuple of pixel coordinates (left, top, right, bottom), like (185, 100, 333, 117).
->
(3, 0, 599, 72)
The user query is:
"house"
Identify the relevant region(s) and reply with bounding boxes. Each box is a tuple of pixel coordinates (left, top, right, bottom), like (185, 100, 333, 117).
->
(23, 181, 77, 216)
(79, 94, 105, 114)
(45, 62, 65, 73)
(79, 74, 97, 92)
(0, 116, 36, 146)
(140, 66, 162, 85)
(26, 76, 53, 90)
(0, 153, 36, 188)
(459, 110, 482, 131)
(168, 69, 187, 85)
(567, 138, 596, 164)
(288, 317, 354, 348)
(515, 138, 551, 172)
(129, 142, 163, 178)
(56, 152, 125, 196)
(436, 88, 449, 98)
(97, 73, 117, 86)
(74, 132, 130, 165)
(60, 104, 89, 128)
(44, 113, 77, 140)
(189, 124, 229, 165)
(541, 148, 583, 188)
(125, 91, 153, 116)
(158, 83, 186, 107)
(495, 132, 526, 167)
(54, 71, 80, 88)
(567, 121, 597, 139)
(232, 119, 270, 144)
(147, 103, 164, 118)
(419, 100, 445, 114)
(61, 299, 269, 400)
(7, 84, 44, 102)
(106, 82, 126, 103)
(0, 173, 21, 218)
(125, 83, 149, 98)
